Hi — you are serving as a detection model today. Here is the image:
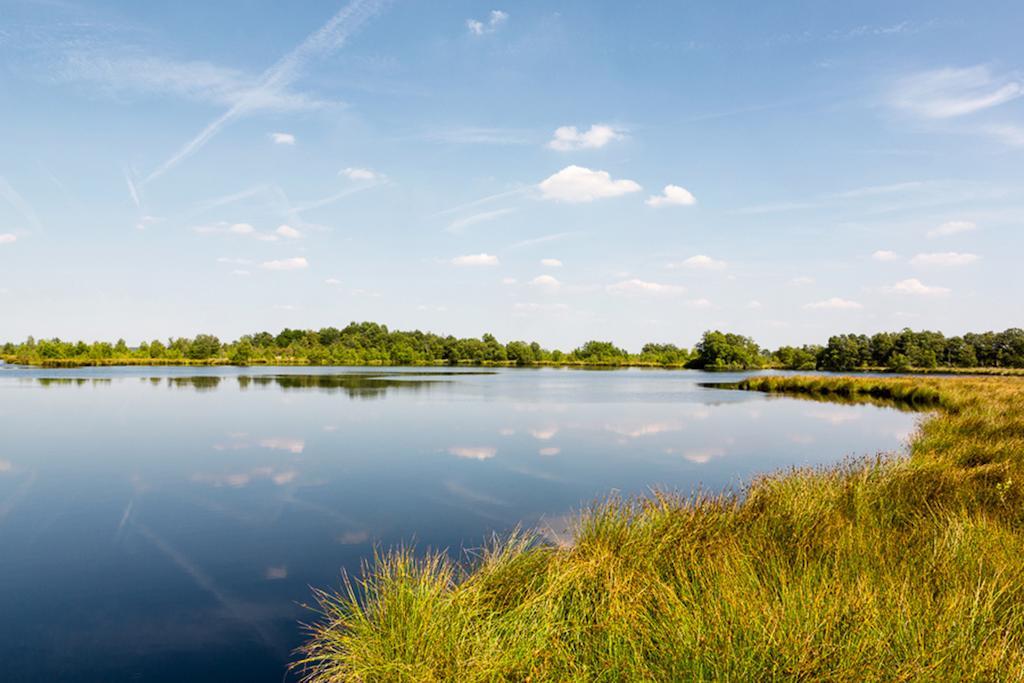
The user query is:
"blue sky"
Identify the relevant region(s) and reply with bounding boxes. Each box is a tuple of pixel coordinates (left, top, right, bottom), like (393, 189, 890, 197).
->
(1, 0, 1022, 350)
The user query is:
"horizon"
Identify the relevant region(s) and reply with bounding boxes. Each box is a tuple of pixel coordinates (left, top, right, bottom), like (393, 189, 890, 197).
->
(2, 0, 1022, 349)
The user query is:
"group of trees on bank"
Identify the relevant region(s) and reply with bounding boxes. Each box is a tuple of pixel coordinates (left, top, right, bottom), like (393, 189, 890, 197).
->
(3, 322, 1024, 371)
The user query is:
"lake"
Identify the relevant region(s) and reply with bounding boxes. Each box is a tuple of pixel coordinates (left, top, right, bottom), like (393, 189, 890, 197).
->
(0, 365, 919, 682)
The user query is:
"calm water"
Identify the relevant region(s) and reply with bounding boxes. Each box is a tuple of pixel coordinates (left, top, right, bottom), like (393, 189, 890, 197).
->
(0, 365, 918, 682)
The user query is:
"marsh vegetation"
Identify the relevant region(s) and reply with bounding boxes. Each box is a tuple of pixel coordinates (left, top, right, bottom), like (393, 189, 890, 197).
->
(296, 375, 1024, 682)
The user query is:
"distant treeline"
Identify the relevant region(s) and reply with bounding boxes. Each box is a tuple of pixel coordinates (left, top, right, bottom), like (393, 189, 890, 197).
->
(3, 323, 1024, 371)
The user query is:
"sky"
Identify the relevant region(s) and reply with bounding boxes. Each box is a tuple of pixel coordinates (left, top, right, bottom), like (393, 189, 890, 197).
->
(0, 0, 1022, 351)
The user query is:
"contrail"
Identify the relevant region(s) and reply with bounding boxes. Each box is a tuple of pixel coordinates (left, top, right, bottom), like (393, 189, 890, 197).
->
(131, 518, 278, 649)
(124, 168, 141, 209)
(142, 0, 388, 186)
(0, 176, 42, 230)
(292, 180, 384, 213)
(430, 187, 529, 217)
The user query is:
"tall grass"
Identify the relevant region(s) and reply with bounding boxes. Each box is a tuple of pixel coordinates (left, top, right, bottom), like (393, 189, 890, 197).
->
(295, 376, 1024, 682)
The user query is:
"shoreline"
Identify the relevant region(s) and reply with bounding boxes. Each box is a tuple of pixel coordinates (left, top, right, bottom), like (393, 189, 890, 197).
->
(295, 374, 1024, 681)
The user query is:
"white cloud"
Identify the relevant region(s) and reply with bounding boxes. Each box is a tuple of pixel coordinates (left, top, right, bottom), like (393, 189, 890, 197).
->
(260, 437, 305, 453)
(229, 222, 254, 234)
(789, 276, 815, 286)
(270, 132, 295, 145)
(539, 447, 560, 456)
(910, 252, 979, 267)
(886, 278, 950, 295)
(547, 124, 623, 151)
(607, 279, 685, 296)
(502, 277, 518, 285)
(467, 10, 508, 36)
(669, 254, 725, 270)
(261, 257, 309, 271)
(448, 446, 497, 460)
(540, 258, 562, 267)
(325, 278, 341, 285)
(530, 427, 559, 440)
(265, 565, 289, 580)
(0, 234, 16, 245)
(686, 298, 713, 309)
(804, 297, 864, 310)
(530, 275, 561, 288)
(892, 66, 1023, 119)
(747, 300, 762, 309)
(539, 165, 641, 203)
(928, 220, 977, 237)
(232, 269, 250, 276)
(872, 250, 899, 261)
(646, 184, 697, 207)
(276, 224, 301, 239)
(341, 167, 379, 181)
(452, 253, 499, 266)
(683, 447, 725, 464)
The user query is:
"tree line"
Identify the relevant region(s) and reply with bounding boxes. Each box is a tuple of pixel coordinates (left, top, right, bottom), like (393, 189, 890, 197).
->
(3, 322, 1024, 370)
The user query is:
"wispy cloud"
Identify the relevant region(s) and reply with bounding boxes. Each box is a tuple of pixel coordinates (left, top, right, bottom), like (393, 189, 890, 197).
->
(910, 251, 979, 267)
(539, 165, 641, 203)
(467, 10, 508, 36)
(261, 257, 309, 271)
(276, 224, 301, 239)
(448, 446, 497, 460)
(540, 258, 562, 267)
(872, 250, 899, 261)
(928, 220, 977, 237)
(425, 126, 531, 145)
(547, 124, 623, 151)
(0, 177, 42, 230)
(804, 297, 863, 310)
(193, 221, 280, 241)
(341, 167, 380, 180)
(143, 0, 387, 185)
(667, 254, 725, 270)
(607, 279, 685, 296)
(884, 278, 950, 295)
(0, 234, 17, 245)
(530, 274, 561, 288)
(294, 181, 384, 213)
(58, 53, 327, 111)
(506, 231, 578, 251)
(447, 207, 515, 232)
(982, 124, 1024, 147)
(432, 188, 529, 218)
(270, 132, 296, 145)
(891, 65, 1023, 119)
(513, 302, 569, 313)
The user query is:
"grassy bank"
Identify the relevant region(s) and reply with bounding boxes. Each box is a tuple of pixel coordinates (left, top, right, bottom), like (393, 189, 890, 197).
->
(295, 375, 1024, 682)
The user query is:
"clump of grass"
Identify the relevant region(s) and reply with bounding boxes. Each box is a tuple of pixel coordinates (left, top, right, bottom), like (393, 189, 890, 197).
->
(295, 376, 1024, 682)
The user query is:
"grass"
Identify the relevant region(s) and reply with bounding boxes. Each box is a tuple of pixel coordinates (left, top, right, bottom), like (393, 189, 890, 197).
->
(294, 375, 1024, 682)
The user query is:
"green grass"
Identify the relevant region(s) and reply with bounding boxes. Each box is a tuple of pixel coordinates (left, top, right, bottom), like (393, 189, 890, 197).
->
(295, 375, 1024, 682)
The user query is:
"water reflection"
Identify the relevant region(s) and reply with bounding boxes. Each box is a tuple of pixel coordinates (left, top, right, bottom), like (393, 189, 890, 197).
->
(0, 367, 920, 683)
